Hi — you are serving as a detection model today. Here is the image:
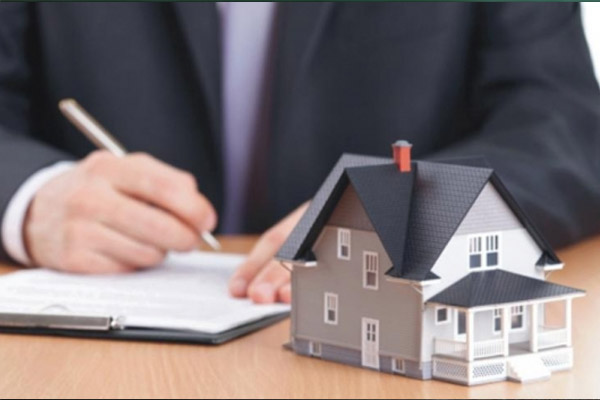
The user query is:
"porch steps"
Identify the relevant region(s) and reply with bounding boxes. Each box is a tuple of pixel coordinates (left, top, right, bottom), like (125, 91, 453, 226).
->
(507, 354, 551, 383)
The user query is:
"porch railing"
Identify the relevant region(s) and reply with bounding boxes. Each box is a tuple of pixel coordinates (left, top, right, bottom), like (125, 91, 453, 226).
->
(434, 338, 504, 360)
(538, 327, 568, 350)
(473, 338, 504, 359)
(434, 338, 467, 359)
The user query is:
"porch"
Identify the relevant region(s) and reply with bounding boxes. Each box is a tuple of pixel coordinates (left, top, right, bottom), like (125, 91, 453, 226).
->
(430, 297, 574, 386)
(432, 300, 572, 361)
(426, 270, 584, 385)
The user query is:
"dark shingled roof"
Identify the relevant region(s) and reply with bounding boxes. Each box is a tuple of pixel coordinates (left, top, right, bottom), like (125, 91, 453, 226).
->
(345, 164, 414, 277)
(276, 154, 390, 263)
(276, 153, 561, 281)
(428, 269, 584, 308)
(396, 161, 492, 280)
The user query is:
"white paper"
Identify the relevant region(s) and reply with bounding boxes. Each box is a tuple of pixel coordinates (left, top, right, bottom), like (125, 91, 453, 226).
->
(0, 252, 289, 334)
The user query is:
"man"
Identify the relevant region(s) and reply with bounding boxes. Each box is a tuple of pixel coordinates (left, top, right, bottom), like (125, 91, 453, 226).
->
(0, 3, 598, 304)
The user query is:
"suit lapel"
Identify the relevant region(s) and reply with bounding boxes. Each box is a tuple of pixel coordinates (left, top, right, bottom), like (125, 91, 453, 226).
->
(171, 2, 221, 141)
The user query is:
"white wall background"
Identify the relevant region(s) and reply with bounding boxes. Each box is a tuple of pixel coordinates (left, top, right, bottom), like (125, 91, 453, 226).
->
(583, 2, 600, 83)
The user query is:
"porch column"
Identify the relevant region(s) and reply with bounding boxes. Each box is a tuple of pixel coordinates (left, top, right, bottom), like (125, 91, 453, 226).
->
(466, 309, 474, 361)
(530, 303, 538, 353)
(566, 298, 573, 347)
(502, 306, 510, 357)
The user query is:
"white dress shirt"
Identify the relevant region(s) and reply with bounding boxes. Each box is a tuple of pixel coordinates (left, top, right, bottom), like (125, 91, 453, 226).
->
(1, 2, 277, 264)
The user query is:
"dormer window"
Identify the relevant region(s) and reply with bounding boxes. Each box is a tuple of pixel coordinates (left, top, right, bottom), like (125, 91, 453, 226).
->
(337, 228, 351, 260)
(469, 233, 501, 269)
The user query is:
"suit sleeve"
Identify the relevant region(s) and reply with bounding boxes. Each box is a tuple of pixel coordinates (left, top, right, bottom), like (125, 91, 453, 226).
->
(0, 3, 73, 263)
(430, 3, 600, 248)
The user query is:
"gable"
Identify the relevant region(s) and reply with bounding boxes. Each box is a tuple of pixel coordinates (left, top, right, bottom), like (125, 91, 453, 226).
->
(398, 162, 492, 280)
(326, 185, 374, 231)
(455, 182, 523, 235)
(277, 154, 391, 262)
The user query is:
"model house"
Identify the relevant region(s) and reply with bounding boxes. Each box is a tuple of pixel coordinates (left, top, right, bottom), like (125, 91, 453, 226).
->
(276, 141, 584, 386)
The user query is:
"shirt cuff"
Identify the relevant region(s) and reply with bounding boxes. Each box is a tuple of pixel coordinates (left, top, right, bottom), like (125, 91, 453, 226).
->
(1, 161, 76, 266)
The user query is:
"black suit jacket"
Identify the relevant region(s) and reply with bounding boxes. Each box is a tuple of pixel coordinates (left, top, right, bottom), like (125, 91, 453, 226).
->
(0, 2, 599, 263)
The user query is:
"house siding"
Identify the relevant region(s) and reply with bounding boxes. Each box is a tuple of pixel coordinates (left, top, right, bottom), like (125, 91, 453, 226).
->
(327, 185, 374, 231)
(454, 183, 522, 235)
(293, 226, 422, 362)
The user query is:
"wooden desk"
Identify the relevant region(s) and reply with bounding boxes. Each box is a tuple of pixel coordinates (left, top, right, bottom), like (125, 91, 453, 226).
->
(0, 235, 598, 399)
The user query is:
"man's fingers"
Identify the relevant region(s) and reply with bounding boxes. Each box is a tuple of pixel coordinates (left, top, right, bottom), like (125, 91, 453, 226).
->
(229, 202, 309, 298)
(246, 261, 290, 304)
(277, 284, 292, 304)
(81, 151, 217, 232)
(103, 190, 199, 252)
(230, 227, 288, 297)
(61, 250, 132, 275)
(89, 224, 166, 268)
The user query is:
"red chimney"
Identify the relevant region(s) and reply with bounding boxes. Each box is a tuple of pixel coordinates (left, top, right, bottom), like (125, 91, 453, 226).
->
(392, 140, 412, 172)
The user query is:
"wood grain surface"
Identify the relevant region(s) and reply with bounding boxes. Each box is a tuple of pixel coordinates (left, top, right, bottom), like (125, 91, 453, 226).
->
(0, 235, 598, 399)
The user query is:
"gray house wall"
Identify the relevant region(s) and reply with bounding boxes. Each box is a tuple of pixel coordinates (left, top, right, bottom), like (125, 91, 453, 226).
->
(327, 185, 374, 231)
(294, 226, 422, 361)
(292, 179, 548, 370)
(292, 186, 422, 362)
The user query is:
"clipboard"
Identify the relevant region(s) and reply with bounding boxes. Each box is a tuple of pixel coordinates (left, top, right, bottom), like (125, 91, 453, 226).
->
(0, 251, 291, 345)
(0, 311, 290, 345)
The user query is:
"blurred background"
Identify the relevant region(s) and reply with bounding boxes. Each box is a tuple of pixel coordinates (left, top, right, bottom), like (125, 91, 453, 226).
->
(583, 2, 600, 83)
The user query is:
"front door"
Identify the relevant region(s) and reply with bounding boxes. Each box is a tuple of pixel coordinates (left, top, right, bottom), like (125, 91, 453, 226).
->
(361, 318, 380, 370)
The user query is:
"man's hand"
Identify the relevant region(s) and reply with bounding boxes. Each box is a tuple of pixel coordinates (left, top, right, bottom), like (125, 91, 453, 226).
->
(229, 202, 308, 304)
(24, 151, 217, 273)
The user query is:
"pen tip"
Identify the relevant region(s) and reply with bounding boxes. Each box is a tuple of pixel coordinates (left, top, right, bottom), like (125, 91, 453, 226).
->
(201, 231, 222, 251)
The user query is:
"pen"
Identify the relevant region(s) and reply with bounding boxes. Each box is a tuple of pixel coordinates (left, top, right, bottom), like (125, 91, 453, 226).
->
(58, 98, 222, 251)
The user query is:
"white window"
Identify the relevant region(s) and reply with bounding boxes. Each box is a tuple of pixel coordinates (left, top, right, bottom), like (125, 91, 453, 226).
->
(468, 233, 501, 269)
(309, 341, 322, 357)
(363, 251, 379, 290)
(469, 236, 483, 269)
(435, 306, 451, 325)
(486, 234, 499, 267)
(493, 308, 502, 333)
(337, 228, 351, 260)
(324, 293, 339, 325)
(392, 358, 405, 374)
(511, 305, 524, 330)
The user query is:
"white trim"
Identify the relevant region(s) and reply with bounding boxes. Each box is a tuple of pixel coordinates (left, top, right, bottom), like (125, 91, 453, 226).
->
(324, 292, 339, 325)
(385, 276, 441, 287)
(392, 358, 405, 374)
(362, 251, 379, 290)
(435, 306, 451, 325)
(337, 228, 351, 260)
(537, 263, 564, 272)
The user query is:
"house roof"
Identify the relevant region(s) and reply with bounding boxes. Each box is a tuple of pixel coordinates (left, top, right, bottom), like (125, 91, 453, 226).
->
(276, 153, 561, 281)
(428, 269, 584, 308)
(345, 164, 414, 278)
